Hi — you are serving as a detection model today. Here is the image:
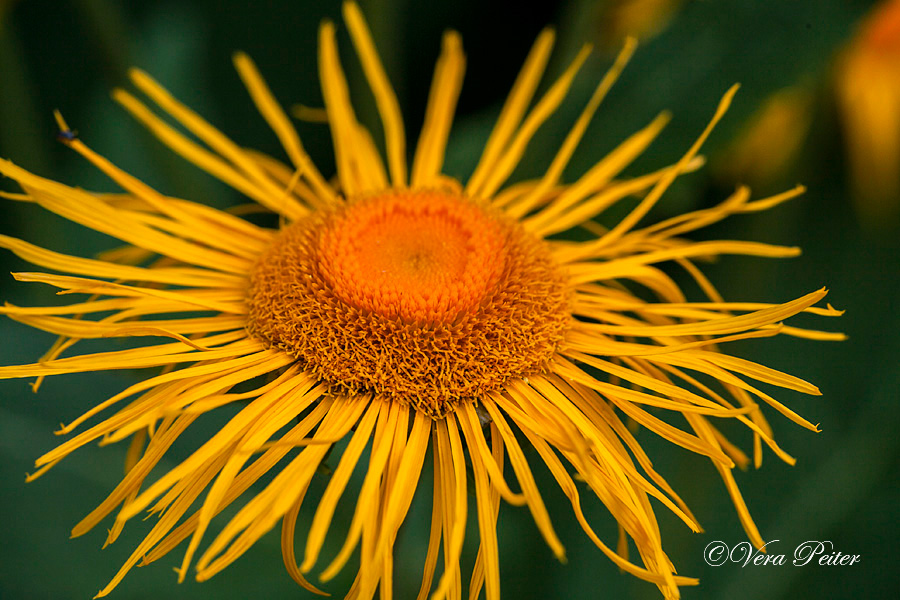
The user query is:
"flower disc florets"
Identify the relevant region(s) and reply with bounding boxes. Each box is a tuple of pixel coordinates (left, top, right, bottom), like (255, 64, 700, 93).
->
(248, 189, 571, 418)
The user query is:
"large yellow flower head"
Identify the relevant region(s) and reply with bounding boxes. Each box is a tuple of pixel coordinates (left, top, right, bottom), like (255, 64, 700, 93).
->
(0, 3, 841, 598)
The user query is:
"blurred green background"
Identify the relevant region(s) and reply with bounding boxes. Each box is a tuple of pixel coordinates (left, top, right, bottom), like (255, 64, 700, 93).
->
(1, 0, 897, 599)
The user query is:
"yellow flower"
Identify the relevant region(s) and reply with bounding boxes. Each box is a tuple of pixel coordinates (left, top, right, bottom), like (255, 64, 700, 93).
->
(835, 0, 900, 226)
(0, 3, 841, 599)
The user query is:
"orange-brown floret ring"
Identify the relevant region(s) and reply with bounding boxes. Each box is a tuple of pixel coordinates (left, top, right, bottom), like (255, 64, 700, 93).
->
(247, 189, 572, 419)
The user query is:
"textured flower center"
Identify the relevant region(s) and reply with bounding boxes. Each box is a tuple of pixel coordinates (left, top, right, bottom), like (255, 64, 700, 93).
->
(318, 192, 507, 323)
(247, 190, 571, 418)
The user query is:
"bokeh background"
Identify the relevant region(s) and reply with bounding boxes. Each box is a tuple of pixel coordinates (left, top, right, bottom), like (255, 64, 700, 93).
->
(1, 0, 897, 599)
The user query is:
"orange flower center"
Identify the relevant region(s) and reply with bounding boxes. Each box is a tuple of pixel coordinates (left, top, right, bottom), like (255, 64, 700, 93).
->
(318, 192, 507, 323)
(247, 189, 571, 418)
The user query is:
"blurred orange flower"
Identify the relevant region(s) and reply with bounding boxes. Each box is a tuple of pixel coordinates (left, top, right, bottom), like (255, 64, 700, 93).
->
(597, 0, 683, 47)
(835, 0, 900, 226)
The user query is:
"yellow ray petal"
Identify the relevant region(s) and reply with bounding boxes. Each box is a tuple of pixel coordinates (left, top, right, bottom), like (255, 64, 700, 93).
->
(120, 373, 317, 527)
(9, 313, 244, 340)
(195, 396, 367, 580)
(141, 397, 332, 566)
(0, 161, 251, 275)
(319, 20, 382, 197)
(476, 44, 593, 200)
(507, 37, 637, 219)
(302, 399, 381, 572)
(52, 111, 290, 250)
(466, 424, 504, 600)
(463, 410, 501, 600)
(685, 413, 765, 549)
(521, 427, 696, 589)
(595, 84, 740, 248)
(174, 380, 328, 582)
(536, 153, 706, 240)
(343, 1, 407, 187)
(2, 332, 257, 384)
(128, 69, 308, 219)
(457, 403, 526, 505)
(412, 31, 466, 187)
(415, 454, 444, 600)
(233, 52, 336, 204)
(575, 288, 827, 337)
(466, 29, 555, 196)
(480, 397, 566, 561)
(95, 446, 233, 596)
(365, 412, 430, 591)
(430, 417, 467, 600)
(280, 482, 329, 595)
(566, 241, 801, 283)
(114, 89, 305, 217)
(320, 401, 401, 582)
(72, 414, 195, 538)
(13, 272, 245, 313)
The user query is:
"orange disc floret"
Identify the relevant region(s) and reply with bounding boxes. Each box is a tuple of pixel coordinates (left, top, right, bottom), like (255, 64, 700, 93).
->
(247, 190, 571, 418)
